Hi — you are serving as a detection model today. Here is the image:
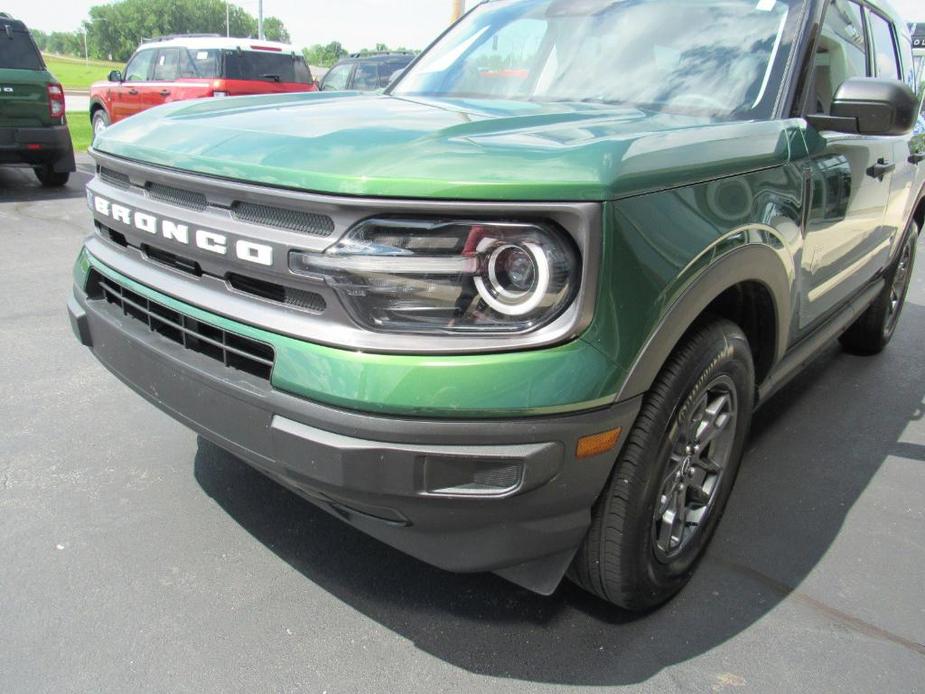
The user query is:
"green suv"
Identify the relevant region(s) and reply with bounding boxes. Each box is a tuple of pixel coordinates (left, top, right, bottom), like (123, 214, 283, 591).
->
(0, 13, 75, 186)
(68, 0, 925, 610)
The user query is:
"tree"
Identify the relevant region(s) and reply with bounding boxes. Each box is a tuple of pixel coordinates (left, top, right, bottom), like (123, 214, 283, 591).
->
(82, 0, 292, 62)
(261, 17, 289, 43)
(302, 41, 348, 68)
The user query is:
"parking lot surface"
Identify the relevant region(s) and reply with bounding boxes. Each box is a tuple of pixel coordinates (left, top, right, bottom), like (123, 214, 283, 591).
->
(2, 161, 924, 693)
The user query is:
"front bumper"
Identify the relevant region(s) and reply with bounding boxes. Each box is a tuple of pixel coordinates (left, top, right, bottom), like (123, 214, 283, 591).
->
(68, 258, 641, 594)
(0, 124, 75, 171)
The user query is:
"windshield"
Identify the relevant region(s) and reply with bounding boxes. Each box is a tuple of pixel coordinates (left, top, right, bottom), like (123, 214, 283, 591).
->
(0, 25, 44, 70)
(392, 0, 803, 120)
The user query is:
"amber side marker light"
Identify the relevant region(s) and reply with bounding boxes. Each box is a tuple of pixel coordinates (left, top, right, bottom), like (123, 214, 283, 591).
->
(576, 428, 622, 459)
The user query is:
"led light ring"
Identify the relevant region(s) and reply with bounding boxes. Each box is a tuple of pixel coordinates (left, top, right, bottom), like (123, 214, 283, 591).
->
(475, 241, 551, 316)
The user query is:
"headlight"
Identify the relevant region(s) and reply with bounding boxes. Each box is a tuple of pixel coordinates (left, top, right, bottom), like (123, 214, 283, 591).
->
(290, 218, 580, 335)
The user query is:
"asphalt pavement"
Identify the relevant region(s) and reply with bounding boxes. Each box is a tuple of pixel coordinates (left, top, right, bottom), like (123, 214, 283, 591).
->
(1, 159, 924, 693)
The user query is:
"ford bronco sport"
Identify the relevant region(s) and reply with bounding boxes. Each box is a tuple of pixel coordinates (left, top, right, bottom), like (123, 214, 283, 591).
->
(0, 13, 75, 187)
(69, 0, 925, 610)
(89, 36, 316, 136)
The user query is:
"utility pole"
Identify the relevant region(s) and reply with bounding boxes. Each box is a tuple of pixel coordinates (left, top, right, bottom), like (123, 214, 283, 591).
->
(258, 0, 264, 40)
(225, 1, 230, 37)
(451, 0, 465, 22)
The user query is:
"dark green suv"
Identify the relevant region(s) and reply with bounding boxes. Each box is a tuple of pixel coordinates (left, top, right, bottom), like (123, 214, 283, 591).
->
(0, 13, 75, 186)
(69, 0, 925, 610)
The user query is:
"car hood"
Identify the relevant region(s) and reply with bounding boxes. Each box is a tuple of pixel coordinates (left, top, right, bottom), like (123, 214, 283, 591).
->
(93, 92, 802, 201)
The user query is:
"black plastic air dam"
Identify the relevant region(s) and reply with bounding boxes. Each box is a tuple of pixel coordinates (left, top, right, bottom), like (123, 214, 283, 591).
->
(68, 286, 642, 594)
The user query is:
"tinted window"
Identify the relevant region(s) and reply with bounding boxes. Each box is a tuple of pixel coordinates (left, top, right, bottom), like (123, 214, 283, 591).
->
(125, 50, 155, 82)
(810, 0, 867, 114)
(0, 26, 44, 70)
(222, 50, 312, 84)
(322, 63, 351, 90)
(186, 48, 221, 78)
(394, 0, 802, 121)
(354, 62, 380, 90)
(898, 33, 917, 92)
(868, 11, 900, 79)
(153, 48, 180, 81)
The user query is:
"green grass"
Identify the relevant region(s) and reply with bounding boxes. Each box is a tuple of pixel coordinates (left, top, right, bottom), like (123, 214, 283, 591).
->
(43, 54, 122, 91)
(66, 112, 92, 152)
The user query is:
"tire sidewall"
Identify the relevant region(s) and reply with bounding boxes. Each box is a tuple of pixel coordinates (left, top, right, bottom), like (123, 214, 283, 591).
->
(620, 325, 754, 604)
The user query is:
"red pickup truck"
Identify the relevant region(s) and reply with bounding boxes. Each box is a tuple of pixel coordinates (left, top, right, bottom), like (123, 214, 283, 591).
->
(89, 35, 317, 135)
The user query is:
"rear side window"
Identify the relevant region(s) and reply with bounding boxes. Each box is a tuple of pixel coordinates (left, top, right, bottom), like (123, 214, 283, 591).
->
(0, 25, 44, 70)
(222, 50, 312, 84)
(867, 11, 901, 80)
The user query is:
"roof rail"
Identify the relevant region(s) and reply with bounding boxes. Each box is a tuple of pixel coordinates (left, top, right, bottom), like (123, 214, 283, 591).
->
(347, 50, 415, 59)
(141, 33, 222, 43)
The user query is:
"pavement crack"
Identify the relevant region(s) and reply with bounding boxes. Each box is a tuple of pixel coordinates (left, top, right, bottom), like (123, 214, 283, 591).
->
(714, 557, 925, 658)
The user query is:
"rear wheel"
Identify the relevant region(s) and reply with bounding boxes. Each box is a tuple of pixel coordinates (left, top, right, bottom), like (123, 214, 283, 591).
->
(33, 165, 70, 188)
(840, 222, 918, 355)
(92, 109, 110, 137)
(569, 319, 755, 610)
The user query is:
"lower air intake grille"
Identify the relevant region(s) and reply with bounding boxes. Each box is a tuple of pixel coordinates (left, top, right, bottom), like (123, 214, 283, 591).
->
(231, 201, 335, 237)
(146, 182, 208, 212)
(88, 271, 274, 380)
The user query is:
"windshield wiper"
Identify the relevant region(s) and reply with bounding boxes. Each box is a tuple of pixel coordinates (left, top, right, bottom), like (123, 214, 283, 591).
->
(261, 74, 281, 82)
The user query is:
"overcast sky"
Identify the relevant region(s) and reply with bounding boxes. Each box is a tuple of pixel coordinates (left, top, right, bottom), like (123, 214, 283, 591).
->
(4, 0, 924, 53)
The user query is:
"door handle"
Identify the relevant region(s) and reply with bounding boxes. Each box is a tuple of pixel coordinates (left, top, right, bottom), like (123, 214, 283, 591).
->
(128, 88, 139, 95)
(866, 158, 895, 180)
(909, 152, 925, 165)
(159, 89, 171, 97)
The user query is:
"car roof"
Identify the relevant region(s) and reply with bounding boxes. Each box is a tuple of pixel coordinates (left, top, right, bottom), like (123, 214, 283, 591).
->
(0, 14, 27, 31)
(340, 53, 415, 63)
(137, 36, 300, 54)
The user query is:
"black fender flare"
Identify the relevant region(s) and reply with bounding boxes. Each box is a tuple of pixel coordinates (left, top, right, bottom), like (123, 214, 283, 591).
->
(88, 99, 108, 123)
(616, 243, 793, 401)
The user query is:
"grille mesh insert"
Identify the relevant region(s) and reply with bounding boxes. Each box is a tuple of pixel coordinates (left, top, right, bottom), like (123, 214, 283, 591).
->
(146, 182, 208, 212)
(99, 167, 130, 188)
(89, 271, 274, 380)
(232, 201, 335, 237)
(226, 273, 326, 314)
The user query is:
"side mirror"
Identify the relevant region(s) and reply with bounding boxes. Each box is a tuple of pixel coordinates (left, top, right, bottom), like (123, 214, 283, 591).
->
(809, 77, 919, 136)
(108, 70, 123, 83)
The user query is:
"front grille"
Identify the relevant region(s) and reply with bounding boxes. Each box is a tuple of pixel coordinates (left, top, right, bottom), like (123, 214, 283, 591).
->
(226, 273, 326, 314)
(146, 182, 208, 212)
(88, 271, 274, 380)
(99, 167, 131, 188)
(231, 201, 335, 237)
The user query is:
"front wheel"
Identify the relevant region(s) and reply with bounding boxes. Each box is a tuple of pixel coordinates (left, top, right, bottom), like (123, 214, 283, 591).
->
(92, 109, 110, 137)
(569, 319, 755, 610)
(840, 222, 918, 355)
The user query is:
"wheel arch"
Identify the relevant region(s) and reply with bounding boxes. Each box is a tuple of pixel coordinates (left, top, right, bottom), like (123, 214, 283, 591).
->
(89, 99, 107, 124)
(616, 244, 792, 402)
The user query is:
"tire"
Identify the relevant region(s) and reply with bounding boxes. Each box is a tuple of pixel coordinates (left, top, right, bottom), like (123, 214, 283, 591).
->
(569, 318, 755, 610)
(92, 109, 110, 137)
(33, 165, 70, 188)
(839, 222, 918, 356)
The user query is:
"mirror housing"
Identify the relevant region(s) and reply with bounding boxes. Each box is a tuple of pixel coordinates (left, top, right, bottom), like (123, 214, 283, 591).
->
(809, 78, 920, 136)
(108, 70, 123, 83)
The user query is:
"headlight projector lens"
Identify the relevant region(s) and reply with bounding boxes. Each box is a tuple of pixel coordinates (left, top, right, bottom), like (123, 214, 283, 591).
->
(476, 241, 550, 316)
